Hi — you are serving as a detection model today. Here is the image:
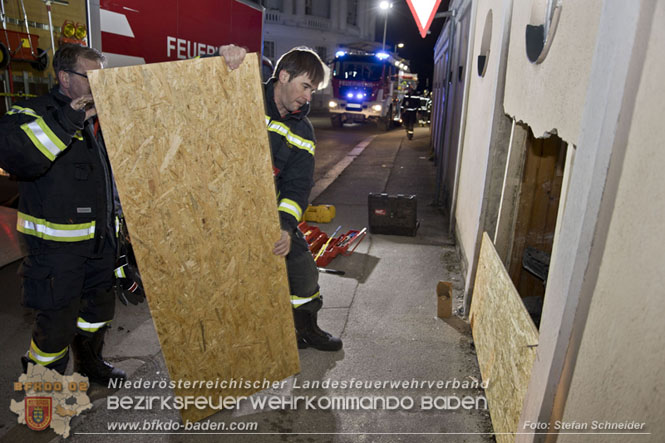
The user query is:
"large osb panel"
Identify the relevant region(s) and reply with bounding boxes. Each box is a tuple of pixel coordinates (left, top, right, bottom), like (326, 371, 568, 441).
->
(88, 54, 299, 422)
(469, 233, 538, 443)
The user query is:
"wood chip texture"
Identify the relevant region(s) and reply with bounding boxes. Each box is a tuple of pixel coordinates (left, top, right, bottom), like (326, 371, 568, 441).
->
(470, 233, 539, 443)
(88, 54, 299, 422)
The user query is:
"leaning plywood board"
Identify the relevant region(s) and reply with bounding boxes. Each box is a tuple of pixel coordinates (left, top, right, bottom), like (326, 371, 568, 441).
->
(469, 233, 539, 443)
(88, 54, 299, 422)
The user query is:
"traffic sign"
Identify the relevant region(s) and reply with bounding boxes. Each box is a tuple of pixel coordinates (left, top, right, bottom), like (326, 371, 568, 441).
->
(406, 0, 443, 38)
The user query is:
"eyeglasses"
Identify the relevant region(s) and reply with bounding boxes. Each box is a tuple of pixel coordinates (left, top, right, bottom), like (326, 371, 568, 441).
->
(65, 70, 88, 79)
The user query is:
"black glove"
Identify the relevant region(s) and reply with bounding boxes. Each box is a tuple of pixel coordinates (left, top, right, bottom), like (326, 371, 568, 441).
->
(114, 255, 145, 305)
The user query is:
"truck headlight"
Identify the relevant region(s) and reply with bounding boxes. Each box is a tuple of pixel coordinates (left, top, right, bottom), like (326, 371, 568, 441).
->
(371, 104, 382, 112)
(328, 101, 338, 108)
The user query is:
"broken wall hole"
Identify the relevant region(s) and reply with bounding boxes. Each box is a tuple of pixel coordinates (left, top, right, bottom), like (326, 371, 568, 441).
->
(508, 127, 567, 328)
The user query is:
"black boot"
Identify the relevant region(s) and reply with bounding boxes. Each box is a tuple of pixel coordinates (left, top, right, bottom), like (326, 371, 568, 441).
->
(71, 326, 126, 385)
(293, 299, 343, 352)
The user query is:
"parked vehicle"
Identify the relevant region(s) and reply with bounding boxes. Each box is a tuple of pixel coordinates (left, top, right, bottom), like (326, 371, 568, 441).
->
(328, 47, 417, 130)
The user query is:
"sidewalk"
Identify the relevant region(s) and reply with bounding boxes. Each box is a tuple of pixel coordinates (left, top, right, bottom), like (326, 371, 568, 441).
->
(0, 127, 493, 442)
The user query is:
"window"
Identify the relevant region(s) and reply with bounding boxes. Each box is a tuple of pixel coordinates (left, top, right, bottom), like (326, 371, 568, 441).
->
(477, 10, 492, 77)
(305, 0, 330, 18)
(264, 0, 283, 11)
(525, 0, 562, 63)
(347, 0, 358, 26)
(264, 41, 275, 59)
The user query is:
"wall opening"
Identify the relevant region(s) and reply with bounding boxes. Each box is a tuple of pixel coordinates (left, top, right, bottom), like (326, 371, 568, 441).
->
(525, 0, 562, 63)
(477, 9, 492, 77)
(508, 128, 567, 328)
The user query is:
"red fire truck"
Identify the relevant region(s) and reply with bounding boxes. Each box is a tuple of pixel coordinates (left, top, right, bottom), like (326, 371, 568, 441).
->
(328, 47, 417, 130)
(89, 0, 263, 67)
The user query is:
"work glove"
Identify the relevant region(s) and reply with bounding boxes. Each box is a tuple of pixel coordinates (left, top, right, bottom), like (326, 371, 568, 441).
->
(114, 254, 145, 305)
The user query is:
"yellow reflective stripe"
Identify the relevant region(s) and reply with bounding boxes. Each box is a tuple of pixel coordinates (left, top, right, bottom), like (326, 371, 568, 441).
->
(20, 117, 68, 162)
(265, 115, 271, 124)
(114, 264, 126, 278)
(17, 211, 96, 242)
(278, 198, 303, 221)
(77, 317, 111, 333)
(115, 216, 120, 237)
(291, 291, 320, 307)
(8, 105, 40, 117)
(266, 119, 315, 156)
(28, 340, 68, 365)
(73, 130, 84, 141)
(285, 131, 315, 155)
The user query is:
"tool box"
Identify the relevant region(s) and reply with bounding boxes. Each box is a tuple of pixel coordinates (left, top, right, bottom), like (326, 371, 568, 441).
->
(368, 193, 418, 236)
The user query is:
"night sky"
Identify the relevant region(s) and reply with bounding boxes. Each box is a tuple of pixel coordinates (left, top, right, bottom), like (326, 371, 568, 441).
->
(374, 0, 451, 92)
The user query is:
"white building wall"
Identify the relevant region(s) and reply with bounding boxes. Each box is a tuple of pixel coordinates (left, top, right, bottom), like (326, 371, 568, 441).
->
(453, 0, 513, 307)
(503, 0, 602, 144)
(556, 1, 665, 440)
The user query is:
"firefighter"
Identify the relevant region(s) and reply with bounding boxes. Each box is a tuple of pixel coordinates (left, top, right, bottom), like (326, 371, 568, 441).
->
(0, 44, 138, 383)
(266, 48, 343, 351)
(0, 43, 247, 383)
(401, 85, 419, 140)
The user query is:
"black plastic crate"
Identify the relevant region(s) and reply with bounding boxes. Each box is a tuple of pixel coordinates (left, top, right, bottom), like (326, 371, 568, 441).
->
(368, 193, 418, 236)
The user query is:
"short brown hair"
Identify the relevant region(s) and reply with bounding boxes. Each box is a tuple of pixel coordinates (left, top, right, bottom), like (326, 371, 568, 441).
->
(53, 43, 105, 75)
(273, 47, 328, 89)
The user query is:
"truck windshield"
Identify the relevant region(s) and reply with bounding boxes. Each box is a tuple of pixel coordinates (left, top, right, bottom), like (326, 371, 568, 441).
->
(333, 60, 384, 82)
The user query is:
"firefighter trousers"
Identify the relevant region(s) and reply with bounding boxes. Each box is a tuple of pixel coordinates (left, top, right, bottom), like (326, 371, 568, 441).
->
(286, 230, 322, 313)
(20, 236, 117, 371)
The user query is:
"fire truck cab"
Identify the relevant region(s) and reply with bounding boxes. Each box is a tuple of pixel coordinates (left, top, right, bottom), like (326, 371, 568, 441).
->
(328, 48, 417, 130)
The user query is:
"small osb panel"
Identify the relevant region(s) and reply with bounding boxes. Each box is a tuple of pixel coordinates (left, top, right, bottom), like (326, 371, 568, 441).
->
(88, 55, 299, 422)
(469, 233, 538, 443)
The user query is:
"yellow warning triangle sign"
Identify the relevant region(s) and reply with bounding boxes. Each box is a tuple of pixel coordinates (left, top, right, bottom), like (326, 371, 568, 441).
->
(406, 0, 443, 38)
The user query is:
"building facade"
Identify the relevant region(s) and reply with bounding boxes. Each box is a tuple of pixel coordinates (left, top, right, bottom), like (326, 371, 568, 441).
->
(252, 0, 380, 108)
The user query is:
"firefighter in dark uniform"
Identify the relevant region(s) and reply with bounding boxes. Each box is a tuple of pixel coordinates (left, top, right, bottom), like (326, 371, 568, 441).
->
(266, 47, 342, 351)
(401, 85, 419, 140)
(0, 44, 145, 383)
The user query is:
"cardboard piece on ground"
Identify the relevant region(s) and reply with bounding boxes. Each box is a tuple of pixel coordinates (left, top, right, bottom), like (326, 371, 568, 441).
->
(436, 281, 452, 318)
(469, 233, 539, 443)
(88, 54, 299, 422)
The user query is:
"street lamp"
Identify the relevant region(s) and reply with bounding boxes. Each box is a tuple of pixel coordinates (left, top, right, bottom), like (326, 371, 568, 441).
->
(396, 42, 404, 55)
(380, 1, 392, 52)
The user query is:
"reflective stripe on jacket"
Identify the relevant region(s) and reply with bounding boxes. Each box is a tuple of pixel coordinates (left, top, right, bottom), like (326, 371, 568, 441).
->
(0, 88, 118, 257)
(264, 80, 316, 233)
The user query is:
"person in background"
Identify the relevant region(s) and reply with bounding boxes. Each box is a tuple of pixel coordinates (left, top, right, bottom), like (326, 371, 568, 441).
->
(401, 84, 419, 140)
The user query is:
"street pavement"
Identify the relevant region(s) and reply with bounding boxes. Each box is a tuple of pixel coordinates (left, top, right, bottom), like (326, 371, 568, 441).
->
(0, 121, 493, 442)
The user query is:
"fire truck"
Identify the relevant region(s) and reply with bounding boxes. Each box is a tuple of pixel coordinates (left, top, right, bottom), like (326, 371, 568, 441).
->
(88, 0, 263, 67)
(328, 47, 417, 130)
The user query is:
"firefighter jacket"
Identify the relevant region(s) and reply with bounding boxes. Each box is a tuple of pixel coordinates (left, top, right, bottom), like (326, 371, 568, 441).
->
(0, 88, 118, 257)
(264, 80, 316, 235)
(401, 93, 420, 113)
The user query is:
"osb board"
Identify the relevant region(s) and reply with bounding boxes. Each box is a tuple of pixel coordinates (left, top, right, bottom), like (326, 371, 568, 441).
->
(88, 54, 299, 422)
(469, 233, 539, 443)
